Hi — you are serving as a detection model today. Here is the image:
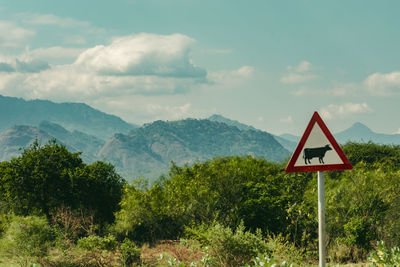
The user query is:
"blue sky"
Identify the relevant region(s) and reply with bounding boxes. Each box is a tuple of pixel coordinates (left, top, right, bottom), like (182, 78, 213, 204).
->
(0, 0, 399, 135)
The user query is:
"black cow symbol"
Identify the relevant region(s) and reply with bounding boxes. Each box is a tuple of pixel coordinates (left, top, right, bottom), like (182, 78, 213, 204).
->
(303, 145, 332, 164)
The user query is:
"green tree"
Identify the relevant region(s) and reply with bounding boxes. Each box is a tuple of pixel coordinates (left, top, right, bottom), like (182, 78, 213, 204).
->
(0, 140, 124, 228)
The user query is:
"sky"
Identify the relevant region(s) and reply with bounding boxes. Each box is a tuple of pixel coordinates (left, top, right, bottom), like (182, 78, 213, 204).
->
(0, 0, 400, 136)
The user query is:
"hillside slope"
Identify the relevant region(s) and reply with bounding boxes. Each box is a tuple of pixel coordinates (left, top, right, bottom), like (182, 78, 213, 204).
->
(98, 119, 290, 179)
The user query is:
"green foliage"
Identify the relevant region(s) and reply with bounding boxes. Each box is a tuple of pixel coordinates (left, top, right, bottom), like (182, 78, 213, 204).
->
(77, 234, 118, 251)
(265, 234, 304, 264)
(0, 215, 54, 263)
(115, 156, 312, 245)
(342, 142, 400, 167)
(325, 163, 393, 253)
(114, 180, 181, 243)
(368, 241, 400, 266)
(200, 222, 269, 266)
(0, 140, 125, 228)
(119, 238, 141, 266)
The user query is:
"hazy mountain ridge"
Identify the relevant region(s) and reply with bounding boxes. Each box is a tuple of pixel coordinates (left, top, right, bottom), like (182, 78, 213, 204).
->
(0, 94, 137, 140)
(99, 119, 290, 179)
(278, 122, 400, 150)
(0, 122, 104, 162)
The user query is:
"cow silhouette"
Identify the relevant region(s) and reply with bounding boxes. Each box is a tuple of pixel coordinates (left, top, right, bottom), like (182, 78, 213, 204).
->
(303, 145, 332, 164)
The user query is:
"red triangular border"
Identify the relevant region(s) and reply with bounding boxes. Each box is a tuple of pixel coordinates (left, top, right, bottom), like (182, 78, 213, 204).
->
(285, 111, 353, 172)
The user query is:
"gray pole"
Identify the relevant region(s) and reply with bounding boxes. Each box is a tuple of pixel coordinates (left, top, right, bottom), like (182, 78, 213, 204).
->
(318, 171, 326, 267)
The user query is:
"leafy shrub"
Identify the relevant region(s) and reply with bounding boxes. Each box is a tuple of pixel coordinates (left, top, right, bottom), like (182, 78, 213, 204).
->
(201, 222, 268, 266)
(0, 215, 54, 264)
(120, 238, 141, 266)
(265, 234, 304, 264)
(368, 241, 400, 266)
(77, 234, 118, 251)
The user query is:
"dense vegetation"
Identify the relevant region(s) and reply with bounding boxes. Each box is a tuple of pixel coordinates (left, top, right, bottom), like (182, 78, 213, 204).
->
(1, 141, 400, 266)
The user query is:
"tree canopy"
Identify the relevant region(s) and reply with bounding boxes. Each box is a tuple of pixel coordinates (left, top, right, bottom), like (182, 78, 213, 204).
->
(0, 140, 125, 226)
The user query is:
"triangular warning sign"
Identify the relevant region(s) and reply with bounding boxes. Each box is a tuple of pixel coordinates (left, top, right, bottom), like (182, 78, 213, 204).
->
(285, 112, 353, 172)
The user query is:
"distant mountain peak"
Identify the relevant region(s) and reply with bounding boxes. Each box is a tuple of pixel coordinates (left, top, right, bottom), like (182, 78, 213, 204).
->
(346, 122, 373, 134)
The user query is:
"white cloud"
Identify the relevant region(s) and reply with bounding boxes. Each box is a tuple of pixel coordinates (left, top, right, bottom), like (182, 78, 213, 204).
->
(0, 33, 210, 101)
(286, 60, 312, 73)
(319, 103, 372, 120)
(364, 71, 400, 96)
(395, 128, 400, 134)
(0, 21, 34, 48)
(0, 66, 202, 101)
(74, 33, 206, 78)
(208, 65, 255, 85)
(29, 46, 85, 61)
(281, 60, 317, 84)
(280, 116, 293, 123)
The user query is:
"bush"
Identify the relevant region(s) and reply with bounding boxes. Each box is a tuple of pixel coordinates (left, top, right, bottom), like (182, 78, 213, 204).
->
(0, 215, 54, 264)
(201, 222, 268, 266)
(77, 234, 118, 251)
(265, 234, 304, 264)
(120, 238, 141, 266)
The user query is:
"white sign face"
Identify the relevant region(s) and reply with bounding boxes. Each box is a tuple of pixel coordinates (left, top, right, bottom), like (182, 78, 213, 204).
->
(293, 122, 344, 167)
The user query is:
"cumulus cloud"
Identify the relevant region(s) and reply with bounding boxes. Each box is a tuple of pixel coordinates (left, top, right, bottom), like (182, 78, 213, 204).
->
(0, 21, 34, 48)
(364, 71, 400, 96)
(208, 66, 255, 85)
(29, 46, 85, 60)
(0, 33, 210, 101)
(281, 60, 317, 84)
(286, 60, 312, 72)
(74, 33, 207, 78)
(319, 103, 372, 120)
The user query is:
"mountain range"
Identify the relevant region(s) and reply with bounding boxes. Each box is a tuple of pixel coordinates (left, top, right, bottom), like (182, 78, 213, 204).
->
(278, 122, 400, 147)
(98, 119, 289, 178)
(0, 94, 399, 180)
(0, 94, 137, 140)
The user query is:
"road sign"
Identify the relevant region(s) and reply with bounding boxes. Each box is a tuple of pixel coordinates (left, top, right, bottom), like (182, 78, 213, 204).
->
(285, 111, 352, 173)
(285, 111, 353, 267)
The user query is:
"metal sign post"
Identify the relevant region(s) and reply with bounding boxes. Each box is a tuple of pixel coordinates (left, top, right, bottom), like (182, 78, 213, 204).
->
(285, 112, 353, 267)
(318, 171, 325, 267)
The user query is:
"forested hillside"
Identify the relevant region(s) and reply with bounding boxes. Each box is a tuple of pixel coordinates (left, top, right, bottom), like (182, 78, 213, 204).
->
(1, 141, 400, 265)
(98, 119, 290, 179)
